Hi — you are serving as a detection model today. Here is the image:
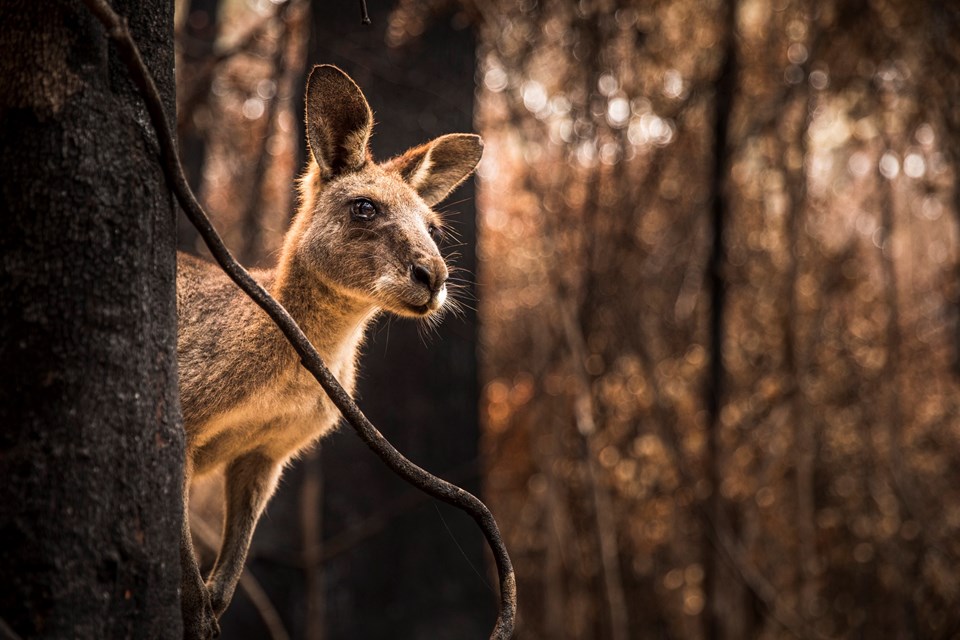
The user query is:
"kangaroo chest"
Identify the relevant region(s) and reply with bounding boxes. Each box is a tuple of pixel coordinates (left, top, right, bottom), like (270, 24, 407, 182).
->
(190, 351, 359, 475)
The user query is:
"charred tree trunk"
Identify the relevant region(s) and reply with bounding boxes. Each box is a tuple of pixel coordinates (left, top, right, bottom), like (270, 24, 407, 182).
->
(0, 1, 183, 637)
(704, 1, 738, 637)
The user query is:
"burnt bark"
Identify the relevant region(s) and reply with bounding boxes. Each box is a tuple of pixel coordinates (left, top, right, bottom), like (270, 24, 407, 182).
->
(0, 1, 183, 637)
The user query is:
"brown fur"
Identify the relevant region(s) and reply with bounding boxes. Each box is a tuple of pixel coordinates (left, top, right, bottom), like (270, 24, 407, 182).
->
(176, 65, 483, 639)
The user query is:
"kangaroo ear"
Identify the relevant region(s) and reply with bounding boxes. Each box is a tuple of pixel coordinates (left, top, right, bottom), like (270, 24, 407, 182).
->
(305, 65, 373, 178)
(386, 134, 484, 206)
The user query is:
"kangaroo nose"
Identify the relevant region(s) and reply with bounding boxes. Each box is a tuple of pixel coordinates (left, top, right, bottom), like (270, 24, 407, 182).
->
(410, 259, 447, 292)
(412, 264, 432, 288)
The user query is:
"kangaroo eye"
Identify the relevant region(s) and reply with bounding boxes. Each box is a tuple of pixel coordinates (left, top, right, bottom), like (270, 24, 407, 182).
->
(428, 224, 443, 245)
(351, 199, 377, 221)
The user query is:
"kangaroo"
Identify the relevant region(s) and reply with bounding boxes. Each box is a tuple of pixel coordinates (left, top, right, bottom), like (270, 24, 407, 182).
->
(176, 64, 483, 639)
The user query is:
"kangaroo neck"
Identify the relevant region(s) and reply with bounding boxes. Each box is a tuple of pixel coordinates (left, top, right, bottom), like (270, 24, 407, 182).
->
(270, 260, 376, 358)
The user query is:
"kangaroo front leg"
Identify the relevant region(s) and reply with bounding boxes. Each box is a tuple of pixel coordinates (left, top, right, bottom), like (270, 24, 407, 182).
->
(206, 451, 281, 617)
(181, 468, 219, 640)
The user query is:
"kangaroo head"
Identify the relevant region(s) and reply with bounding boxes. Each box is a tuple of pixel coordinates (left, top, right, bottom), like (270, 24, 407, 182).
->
(291, 64, 482, 319)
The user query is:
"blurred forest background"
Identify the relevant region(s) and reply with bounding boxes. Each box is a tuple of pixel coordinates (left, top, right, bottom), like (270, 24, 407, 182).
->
(173, 0, 960, 638)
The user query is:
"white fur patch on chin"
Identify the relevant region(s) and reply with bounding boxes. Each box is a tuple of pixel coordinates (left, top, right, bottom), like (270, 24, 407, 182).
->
(433, 284, 447, 309)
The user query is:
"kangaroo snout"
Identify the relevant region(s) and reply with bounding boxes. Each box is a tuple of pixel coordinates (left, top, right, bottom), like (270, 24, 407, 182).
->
(410, 256, 448, 294)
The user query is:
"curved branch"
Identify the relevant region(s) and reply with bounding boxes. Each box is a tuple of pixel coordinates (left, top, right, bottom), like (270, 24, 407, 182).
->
(80, 1, 516, 638)
(0, 617, 23, 640)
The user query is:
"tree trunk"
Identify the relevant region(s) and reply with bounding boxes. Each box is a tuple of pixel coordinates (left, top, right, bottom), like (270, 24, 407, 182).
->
(704, 1, 738, 637)
(0, 1, 183, 637)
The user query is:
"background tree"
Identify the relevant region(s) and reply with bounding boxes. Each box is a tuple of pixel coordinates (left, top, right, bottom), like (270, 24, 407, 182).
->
(0, 0, 183, 637)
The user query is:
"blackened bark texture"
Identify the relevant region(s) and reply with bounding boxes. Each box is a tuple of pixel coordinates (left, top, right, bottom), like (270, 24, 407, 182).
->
(217, 2, 488, 638)
(0, 1, 183, 637)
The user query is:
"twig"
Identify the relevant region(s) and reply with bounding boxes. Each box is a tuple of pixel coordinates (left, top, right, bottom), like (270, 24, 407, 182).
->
(359, 0, 371, 25)
(190, 516, 291, 640)
(80, 1, 516, 638)
(0, 617, 23, 640)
